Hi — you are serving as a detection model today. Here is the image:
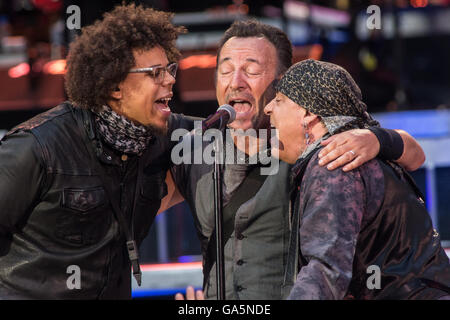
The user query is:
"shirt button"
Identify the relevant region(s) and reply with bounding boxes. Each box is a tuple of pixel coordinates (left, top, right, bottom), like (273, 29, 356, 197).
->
(121, 154, 128, 161)
(237, 259, 244, 266)
(236, 285, 244, 292)
(237, 233, 244, 240)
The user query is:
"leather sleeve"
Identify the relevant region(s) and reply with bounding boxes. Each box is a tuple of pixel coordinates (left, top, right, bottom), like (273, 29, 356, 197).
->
(169, 156, 190, 200)
(167, 113, 202, 200)
(0, 131, 45, 236)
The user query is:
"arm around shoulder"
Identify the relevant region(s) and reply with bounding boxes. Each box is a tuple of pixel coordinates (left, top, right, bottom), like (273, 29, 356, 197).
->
(394, 129, 425, 171)
(318, 127, 425, 172)
(368, 127, 425, 171)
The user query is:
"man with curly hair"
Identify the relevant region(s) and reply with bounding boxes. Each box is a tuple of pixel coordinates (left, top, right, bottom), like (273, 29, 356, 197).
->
(0, 4, 190, 299)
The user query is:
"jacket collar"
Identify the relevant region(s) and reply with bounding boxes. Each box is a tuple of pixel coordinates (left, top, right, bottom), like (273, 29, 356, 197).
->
(289, 144, 324, 195)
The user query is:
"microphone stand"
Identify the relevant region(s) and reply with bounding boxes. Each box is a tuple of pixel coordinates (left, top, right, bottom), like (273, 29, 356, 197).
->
(212, 125, 225, 300)
(202, 105, 234, 300)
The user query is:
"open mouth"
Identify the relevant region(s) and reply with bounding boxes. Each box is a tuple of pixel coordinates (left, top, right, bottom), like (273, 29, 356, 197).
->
(154, 96, 172, 116)
(229, 99, 253, 116)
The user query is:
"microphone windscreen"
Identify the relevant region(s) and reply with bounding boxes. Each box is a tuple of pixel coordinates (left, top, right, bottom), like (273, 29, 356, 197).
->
(217, 104, 236, 123)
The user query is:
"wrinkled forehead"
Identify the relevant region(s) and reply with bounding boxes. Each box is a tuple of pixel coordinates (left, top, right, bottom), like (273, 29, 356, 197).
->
(217, 36, 278, 67)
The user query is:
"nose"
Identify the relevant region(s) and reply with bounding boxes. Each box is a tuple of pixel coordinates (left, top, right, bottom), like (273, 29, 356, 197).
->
(162, 71, 176, 86)
(230, 69, 247, 90)
(264, 99, 274, 115)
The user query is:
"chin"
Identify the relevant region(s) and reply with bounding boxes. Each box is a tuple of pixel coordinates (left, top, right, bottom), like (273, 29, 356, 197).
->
(229, 119, 254, 131)
(276, 145, 301, 164)
(277, 152, 296, 164)
(269, 147, 287, 163)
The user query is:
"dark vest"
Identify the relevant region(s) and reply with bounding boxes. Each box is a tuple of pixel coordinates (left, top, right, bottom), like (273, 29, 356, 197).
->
(172, 145, 292, 299)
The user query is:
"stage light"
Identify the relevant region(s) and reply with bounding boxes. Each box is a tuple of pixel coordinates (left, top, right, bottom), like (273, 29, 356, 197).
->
(308, 44, 323, 61)
(410, 0, 429, 7)
(43, 59, 67, 75)
(179, 54, 216, 70)
(8, 62, 30, 78)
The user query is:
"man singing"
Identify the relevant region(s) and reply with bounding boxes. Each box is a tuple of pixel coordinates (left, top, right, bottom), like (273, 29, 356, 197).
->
(0, 4, 191, 299)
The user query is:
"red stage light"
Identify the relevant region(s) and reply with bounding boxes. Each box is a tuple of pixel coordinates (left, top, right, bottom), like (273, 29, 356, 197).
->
(32, 0, 63, 13)
(410, 0, 429, 7)
(179, 54, 217, 70)
(8, 62, 30, 78)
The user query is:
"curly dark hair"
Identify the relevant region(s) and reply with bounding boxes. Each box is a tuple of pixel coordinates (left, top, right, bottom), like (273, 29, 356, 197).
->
(65, 4, 186, 112)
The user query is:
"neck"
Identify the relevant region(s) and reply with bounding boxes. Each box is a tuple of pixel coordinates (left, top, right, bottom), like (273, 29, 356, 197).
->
(309, 122, 328, 144)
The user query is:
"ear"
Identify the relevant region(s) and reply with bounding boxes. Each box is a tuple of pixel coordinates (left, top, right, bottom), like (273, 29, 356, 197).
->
(110, 85, 122, 100)
(303, 112, 320, 127)
(303, 111, 321, 129)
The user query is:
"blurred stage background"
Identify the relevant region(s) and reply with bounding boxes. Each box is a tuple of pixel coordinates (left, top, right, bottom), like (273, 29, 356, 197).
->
(0, 0, 449, 299)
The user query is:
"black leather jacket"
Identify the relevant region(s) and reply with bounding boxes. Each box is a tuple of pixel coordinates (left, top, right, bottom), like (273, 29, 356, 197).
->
(0, 102, 193, 299)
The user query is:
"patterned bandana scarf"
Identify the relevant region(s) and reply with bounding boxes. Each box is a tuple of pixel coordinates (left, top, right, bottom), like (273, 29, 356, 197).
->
(276, 59, 380, 133)
(93, 105, 153, 156)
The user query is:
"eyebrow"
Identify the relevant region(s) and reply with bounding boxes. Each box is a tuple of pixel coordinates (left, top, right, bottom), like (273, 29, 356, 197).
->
(135, 63, 166, 69)
(218, 57, 262, 66)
